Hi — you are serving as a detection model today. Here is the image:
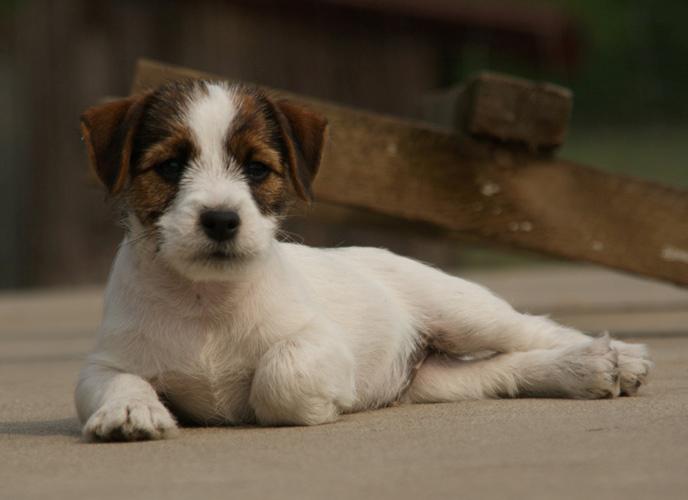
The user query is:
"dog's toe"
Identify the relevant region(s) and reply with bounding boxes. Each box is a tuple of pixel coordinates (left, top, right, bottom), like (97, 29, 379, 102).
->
(611, 340, 653, 396)
(557, 336, 621, 399)
(83, 399, 178, 442)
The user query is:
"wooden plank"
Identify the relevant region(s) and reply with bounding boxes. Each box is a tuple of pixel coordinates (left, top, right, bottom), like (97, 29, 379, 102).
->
(465, 72, 572, 148)
(423, 72, 572, 149)
(131, 59, 688, 287)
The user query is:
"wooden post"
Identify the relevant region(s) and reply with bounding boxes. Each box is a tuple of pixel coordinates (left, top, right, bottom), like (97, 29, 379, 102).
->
(131, 59, 688, 287)
(424, 72, 572, 150)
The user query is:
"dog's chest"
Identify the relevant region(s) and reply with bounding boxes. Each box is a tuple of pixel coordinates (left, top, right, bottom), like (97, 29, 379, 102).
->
(149, 321, 260, 425)
(156, 365, 256, 425)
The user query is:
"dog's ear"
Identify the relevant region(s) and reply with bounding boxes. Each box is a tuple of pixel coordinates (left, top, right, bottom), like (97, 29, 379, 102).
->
(271, 99, 328, 202)
(80, 93, 150, 194)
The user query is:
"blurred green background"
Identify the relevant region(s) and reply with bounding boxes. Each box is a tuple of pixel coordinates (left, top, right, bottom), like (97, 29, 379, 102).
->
(454, 0, 688, 187)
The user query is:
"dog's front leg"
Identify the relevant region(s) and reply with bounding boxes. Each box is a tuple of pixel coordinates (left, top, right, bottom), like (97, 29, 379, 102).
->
(249, 328, 356, 426)
(75, 362, 178, 441)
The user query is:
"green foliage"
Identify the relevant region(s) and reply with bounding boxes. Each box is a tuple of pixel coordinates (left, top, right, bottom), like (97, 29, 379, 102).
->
(453, 0, 688, 125)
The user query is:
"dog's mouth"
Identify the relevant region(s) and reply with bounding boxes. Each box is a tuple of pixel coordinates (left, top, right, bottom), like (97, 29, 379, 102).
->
(194, 247, 250, 265)
(208, 250, 234, 260)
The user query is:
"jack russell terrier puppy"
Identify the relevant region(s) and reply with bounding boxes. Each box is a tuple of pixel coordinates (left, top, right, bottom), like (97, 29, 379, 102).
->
(76, 80, 652, 441)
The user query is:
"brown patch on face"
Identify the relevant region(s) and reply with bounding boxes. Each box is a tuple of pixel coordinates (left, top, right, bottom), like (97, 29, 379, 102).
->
(126, 169, 178, 225)
(125, 81, 202, 225)
(228, 88, 290, 216)
(137, 131, 193, 172)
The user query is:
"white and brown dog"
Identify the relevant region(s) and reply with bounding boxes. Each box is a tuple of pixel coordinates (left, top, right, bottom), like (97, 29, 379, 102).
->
(76, 80, 652, 441)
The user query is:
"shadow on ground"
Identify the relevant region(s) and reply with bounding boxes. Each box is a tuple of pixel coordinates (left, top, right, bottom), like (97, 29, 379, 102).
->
(0, 417, 81, 437)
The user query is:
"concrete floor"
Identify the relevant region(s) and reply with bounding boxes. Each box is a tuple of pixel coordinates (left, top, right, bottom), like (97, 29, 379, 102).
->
(2, 267, 687, 500)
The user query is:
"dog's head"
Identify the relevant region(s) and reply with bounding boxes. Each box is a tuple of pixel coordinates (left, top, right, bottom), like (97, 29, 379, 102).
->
(81, 80, 327, 280)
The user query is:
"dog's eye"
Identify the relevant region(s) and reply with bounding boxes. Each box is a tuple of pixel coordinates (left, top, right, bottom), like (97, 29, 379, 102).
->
(154, 159, 185, 183)
(244, 161, 271, 182)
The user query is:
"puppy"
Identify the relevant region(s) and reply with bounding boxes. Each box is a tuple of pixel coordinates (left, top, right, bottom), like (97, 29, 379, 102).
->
(76, 80, 652, 441)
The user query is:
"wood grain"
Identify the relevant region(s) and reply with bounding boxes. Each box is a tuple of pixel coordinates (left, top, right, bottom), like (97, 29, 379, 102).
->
(463, 72, 572, 148)
(423, 72, 572, 149)
(132, 59, 688, 286)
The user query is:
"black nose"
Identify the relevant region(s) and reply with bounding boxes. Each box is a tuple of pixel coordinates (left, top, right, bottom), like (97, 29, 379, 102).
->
(200, 210, 241, 242)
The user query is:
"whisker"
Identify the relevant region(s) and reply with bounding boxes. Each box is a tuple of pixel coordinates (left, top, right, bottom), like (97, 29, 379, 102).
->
(121, 228, 157, 248)
(276, 229, 304, 245)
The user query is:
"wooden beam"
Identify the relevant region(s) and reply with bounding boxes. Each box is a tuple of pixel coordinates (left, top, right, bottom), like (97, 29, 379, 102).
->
(423, 72, 573, 150)
(132, 59, 688, 287)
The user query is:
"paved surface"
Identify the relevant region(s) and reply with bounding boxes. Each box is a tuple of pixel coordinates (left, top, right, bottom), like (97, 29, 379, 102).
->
(2, 266, 688, 500)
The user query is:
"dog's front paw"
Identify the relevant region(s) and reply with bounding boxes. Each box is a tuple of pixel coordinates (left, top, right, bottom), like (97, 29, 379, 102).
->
(557, 335, 621, 399)
(611, 340, 653, 396)
(83, 399, 178, 442)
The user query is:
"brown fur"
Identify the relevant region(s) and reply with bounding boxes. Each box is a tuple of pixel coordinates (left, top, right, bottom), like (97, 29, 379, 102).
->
(128, 130, 199, 224)
(269, 99, 328, 201)
(80, 94, 151, 193)
(229, 90, 289, 215)
(125, 81, 202, 224)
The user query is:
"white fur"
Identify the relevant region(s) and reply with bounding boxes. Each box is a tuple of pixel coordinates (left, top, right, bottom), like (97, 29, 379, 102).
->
(75, 83, 653, 441)
(157, 83, 275, 281)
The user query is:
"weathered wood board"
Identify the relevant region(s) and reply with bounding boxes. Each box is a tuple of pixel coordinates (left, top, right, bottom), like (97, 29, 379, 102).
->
(132, 59, 688, 287)
(423, 72, 572, 149)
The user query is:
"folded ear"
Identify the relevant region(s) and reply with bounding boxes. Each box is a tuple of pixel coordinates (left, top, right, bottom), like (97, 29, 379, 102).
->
(80, 93, 150, 194)
(271, 99, 328, 202)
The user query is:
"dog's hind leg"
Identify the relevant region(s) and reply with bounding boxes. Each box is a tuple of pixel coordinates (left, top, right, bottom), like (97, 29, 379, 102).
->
(403, 335, 622, 402)
(412, 272, 651, 396)
(365, 253, 651, 396)
(417, 272, 591, 354)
